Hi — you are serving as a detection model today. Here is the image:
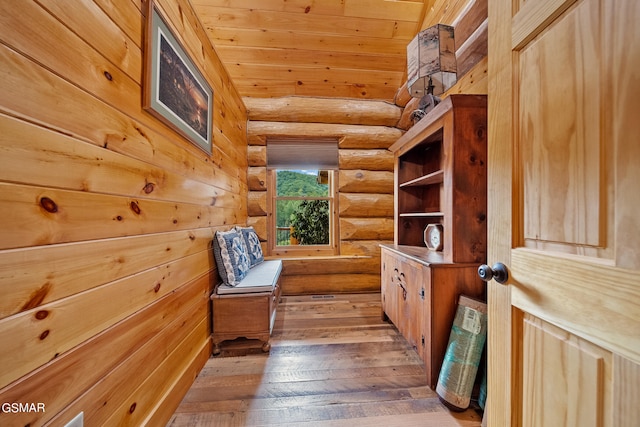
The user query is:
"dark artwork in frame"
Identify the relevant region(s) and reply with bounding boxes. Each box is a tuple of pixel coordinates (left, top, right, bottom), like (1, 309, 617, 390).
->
(143, 0, 213, 155)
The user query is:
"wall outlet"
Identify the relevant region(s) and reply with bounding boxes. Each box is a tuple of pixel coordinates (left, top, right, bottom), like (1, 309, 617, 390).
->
(64, 412, 83, 427)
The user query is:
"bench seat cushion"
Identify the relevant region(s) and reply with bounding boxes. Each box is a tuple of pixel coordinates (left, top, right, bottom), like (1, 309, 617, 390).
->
(216, 259, 282, 295)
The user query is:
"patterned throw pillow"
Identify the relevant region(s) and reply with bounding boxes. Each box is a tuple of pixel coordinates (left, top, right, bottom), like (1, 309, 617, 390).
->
(235, 226, 264, 267)
(212, 229, 250, 286)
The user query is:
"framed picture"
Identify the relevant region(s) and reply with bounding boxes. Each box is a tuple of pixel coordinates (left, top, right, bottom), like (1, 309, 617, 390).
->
(143, 0, 213, 155)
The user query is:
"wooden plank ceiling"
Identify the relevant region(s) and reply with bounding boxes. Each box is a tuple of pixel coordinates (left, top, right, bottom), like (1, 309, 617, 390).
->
(191, 0, 429, 100)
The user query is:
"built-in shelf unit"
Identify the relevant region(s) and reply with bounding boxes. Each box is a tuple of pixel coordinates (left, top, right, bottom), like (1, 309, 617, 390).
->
(381, 94, 488, 388)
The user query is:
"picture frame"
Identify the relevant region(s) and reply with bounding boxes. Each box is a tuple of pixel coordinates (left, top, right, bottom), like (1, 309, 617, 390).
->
(143, 0, 213, 155)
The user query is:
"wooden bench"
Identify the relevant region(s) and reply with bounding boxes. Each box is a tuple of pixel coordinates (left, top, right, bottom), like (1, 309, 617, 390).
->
(210, 259, 282, 355)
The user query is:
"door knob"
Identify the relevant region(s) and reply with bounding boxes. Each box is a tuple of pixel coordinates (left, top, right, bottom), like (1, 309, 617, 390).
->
(478, 262, 509, 284)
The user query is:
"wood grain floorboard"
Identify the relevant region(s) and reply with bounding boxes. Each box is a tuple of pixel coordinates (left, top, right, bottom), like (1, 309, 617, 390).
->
(167, 294, 482, 426)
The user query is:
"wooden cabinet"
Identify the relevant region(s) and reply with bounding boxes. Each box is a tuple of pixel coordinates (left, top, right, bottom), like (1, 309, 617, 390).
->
(381, 246, 483, 388)
(382, 95, 487, 388)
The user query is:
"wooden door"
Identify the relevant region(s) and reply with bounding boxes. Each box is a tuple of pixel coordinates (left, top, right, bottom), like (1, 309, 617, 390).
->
(487, 0, 640, 426)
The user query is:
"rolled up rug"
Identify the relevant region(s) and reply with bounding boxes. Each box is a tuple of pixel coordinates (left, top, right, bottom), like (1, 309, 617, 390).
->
(436, 295, 487, 411)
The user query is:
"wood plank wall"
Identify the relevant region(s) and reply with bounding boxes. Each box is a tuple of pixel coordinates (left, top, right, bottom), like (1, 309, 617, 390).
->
(245, 97, 399, 295)
(0, 0, 247, 426)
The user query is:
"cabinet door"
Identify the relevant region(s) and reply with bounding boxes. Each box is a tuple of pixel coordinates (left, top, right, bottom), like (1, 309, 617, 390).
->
(380, 250, 398, 326)
(397, 257, 424, 358)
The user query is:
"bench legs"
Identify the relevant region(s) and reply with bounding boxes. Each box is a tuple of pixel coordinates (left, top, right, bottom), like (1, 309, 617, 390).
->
(212, 333, 272, 355)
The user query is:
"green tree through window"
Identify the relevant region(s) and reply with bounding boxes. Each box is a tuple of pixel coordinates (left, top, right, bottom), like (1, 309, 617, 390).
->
(274, 170, 332, 246)
(290, 200, 330, 244)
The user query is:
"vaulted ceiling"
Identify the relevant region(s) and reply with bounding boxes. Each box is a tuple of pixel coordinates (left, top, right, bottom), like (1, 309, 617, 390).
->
(190, 0, 431, 101)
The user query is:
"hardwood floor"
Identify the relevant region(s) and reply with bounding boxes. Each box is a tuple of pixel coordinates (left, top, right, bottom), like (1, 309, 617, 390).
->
(167, 293, 483, 426)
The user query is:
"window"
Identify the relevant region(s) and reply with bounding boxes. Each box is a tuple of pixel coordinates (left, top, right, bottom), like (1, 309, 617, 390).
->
(266, 138, 339, 256)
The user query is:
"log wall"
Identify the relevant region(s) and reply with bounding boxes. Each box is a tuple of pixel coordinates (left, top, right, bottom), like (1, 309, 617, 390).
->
(0, 0, 246, 425)
(245, 97, 399, 295)
(243, 0, 488, 295)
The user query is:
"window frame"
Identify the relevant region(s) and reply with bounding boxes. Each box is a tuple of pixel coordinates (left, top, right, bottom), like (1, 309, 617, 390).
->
(267, 168, 339, 257)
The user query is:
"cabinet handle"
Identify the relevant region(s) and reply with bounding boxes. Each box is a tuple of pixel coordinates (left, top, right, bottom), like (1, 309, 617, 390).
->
(397, 271, 407, 299)
(398, 282, 407, 300)
(392, 268, 400, 284)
